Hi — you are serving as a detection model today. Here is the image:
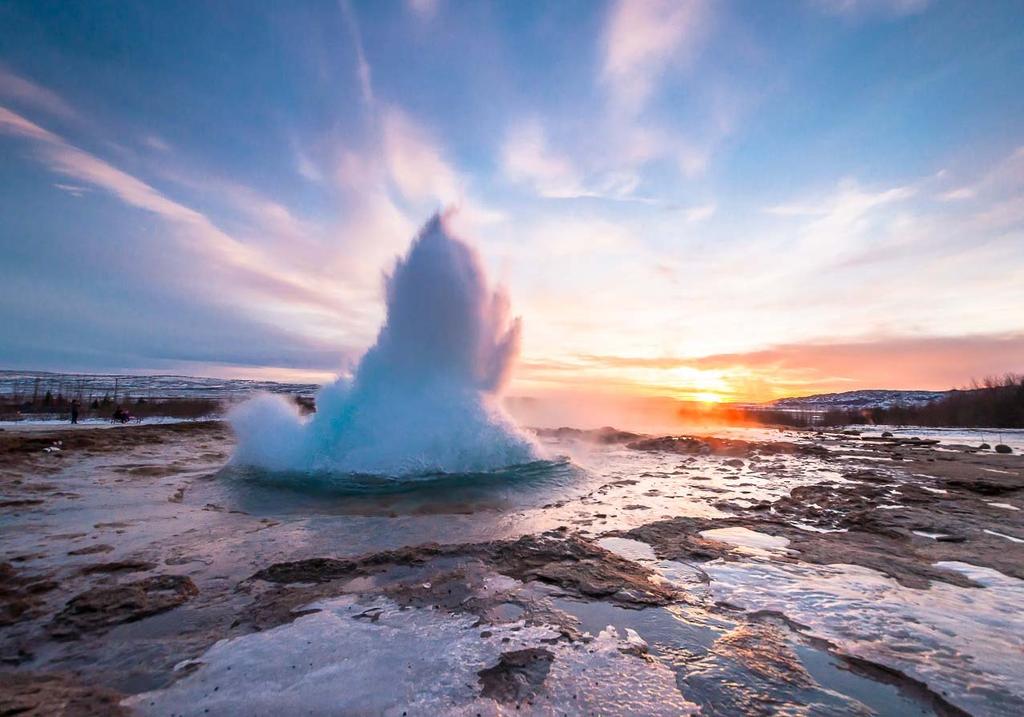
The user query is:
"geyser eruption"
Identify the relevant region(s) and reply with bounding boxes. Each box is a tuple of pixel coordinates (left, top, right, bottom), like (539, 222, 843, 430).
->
(230, 212, 540, 476)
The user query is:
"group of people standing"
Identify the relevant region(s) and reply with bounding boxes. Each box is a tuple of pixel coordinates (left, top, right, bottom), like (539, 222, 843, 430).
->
(67, 400, 133, 425)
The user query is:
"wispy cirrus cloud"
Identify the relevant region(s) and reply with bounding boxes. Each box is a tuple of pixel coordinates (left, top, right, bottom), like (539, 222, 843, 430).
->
(340, 0, 375, 109)
(684, 203, 716, 222)
(302, 4, 492, 224)
(737, 178, 921, 289)
(500, 0, 725, 202)
(602, 0, 710, 115)
(593, 0, 736, 184)
(933, 146, 1024, 205)
(765, 180, 915, 219)
(0, 65, 78, 120)
(0, 105, 60, 141)
(382, 107, 462, 204)
(501, 120, 643, 201)
(143, 134, 171, 152)
(0, 104, 339, 313)
(937, 187, 976, 202)
(812, 0, 930, 20)
(407, 0, 440, 20)
(502, 120, 587, 199)
(53, 183, 89, 197)
(517, 216, 636, 258)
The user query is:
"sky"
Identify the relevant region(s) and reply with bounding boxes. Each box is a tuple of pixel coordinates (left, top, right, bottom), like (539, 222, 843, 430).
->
(1, 0, 1022, 403)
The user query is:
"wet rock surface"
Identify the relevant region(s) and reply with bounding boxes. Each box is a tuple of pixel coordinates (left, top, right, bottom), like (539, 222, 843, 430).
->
(250, 532, 675, 607)
(481, 533, 677, 606)
(241, 532, 676, 635)
(49, 575, 199, 640)
(0, 563, 57, 628)
(0, 671, 128, 716)
(0, 421, 1022, 715)
(621, 458, 1023, 588)
(477, 647, 555, 704)
(533, 425, 645, 444)
(627, 434, 829, 458)
(682, 622, 855, 717)
(631, 429, 1020, 557)
(79, 560, 157, 575)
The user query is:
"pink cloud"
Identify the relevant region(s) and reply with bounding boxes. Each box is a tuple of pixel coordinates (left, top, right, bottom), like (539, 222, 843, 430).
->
(603, 0, 710, 114)
(382, 107, 461, 203)
(0, 104, 339, 313)
(0, 65, 78, 120)
(577, 333, 1024, 396)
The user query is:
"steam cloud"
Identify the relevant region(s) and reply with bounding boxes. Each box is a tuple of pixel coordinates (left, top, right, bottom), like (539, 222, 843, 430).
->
(230, 212, 540, 476)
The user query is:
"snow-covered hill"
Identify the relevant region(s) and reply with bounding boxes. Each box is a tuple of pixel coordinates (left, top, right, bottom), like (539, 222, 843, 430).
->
(0, 370, 321, 401)
(771, 389, 949, 410)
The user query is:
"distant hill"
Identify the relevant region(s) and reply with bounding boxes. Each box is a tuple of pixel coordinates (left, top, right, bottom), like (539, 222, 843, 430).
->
(0, 370, 321, 400)
(771, 389, 950, 410)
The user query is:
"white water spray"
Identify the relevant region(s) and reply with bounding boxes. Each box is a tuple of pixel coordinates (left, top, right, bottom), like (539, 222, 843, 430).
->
(230, 212, 540, 476)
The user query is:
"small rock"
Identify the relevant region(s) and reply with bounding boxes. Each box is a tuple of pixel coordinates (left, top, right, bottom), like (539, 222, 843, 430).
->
(68, 544, 114, 556)
(995, 444, 1013, 454)
(478, 648, 554, 703)
(621, 628, 649, 655)
(881, 431, 894, 438)
(79, 560, 156, 575)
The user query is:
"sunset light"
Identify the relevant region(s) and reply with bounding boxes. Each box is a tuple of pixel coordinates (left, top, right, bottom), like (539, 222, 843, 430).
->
(1, 1, 1021, 405)
(2, 3, 1023, 714)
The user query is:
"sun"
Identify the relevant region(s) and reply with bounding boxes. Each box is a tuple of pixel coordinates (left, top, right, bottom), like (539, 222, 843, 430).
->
(692, 391, 724, 404)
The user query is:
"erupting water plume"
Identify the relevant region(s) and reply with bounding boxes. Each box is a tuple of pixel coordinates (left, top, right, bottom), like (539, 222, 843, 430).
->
(230, 211, 540, 476)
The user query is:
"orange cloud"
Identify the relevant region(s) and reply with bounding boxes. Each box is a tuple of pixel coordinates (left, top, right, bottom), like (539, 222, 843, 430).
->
(690, 334, 1024, 390)
(523, 333, 1024, 402)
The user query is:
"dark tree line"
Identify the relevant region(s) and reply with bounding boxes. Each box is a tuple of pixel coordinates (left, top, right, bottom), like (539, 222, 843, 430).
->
(832, 374, 1024, 428)
(705, 375, 1024, 429)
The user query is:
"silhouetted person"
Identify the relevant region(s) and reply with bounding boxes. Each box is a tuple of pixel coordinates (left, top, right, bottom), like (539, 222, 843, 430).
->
(70, 400, 79, 425)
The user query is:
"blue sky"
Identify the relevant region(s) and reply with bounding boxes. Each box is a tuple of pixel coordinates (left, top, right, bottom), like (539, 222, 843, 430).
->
(1, 0, 1022, 400)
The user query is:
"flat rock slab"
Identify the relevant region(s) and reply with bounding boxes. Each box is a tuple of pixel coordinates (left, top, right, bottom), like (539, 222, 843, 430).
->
(49, 574, 198, 640)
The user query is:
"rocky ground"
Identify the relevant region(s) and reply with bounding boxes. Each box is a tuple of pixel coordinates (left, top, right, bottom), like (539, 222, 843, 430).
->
(0, 421, 1021, 715)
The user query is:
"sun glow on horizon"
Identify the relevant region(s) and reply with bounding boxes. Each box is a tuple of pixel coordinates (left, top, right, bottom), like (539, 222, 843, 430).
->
(0, 3, 1021, 393)
(691, 391, 724, 404)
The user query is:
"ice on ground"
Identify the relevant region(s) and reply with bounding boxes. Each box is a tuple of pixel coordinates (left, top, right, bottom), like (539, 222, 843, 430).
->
(597, 536, 658, 562)
(983, 528, 1024, 543)
(913, 530, 954, 540)
(704, 559, 1024, 716)
(854, 427, 1024, 453)
(700, 527, 792, 555)
(127, 596, 697, 716)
